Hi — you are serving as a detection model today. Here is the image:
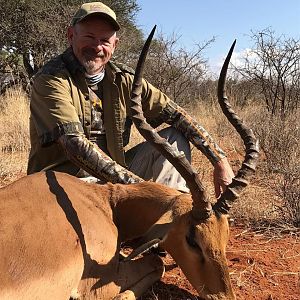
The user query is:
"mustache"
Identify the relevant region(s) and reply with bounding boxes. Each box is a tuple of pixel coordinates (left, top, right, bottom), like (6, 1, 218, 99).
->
(82, 48, 105, 59)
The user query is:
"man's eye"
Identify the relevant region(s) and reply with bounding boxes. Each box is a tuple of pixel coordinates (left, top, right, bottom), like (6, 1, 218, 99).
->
(101, 40, 110, 45)
(83, 35, 94, 41)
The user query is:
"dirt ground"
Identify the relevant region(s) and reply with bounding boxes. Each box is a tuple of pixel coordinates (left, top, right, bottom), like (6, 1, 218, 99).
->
(141, 225, 300, 300)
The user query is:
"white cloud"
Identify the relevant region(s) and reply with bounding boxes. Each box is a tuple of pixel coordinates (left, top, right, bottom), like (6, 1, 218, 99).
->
(208, 48, 257, 77)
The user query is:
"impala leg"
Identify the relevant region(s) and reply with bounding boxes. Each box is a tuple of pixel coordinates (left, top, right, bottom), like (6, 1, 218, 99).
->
(113, 254, 164, 300)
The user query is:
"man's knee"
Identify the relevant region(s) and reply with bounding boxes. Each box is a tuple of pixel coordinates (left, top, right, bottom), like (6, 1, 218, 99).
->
(158, 127, 191, 160)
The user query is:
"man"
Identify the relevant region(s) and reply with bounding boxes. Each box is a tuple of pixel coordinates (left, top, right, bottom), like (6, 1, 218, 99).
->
(28, 1, 234, 196)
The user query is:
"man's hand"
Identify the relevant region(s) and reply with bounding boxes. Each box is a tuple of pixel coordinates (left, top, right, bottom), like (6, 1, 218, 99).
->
(213, 157, 235, 198)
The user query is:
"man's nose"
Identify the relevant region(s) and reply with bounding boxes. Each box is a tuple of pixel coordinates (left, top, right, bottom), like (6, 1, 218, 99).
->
(93, 44, 103, 53)
(91, 39, 104, 51)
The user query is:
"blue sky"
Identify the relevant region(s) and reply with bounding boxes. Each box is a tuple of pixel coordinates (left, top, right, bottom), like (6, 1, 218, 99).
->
(136, 0, 300, 73)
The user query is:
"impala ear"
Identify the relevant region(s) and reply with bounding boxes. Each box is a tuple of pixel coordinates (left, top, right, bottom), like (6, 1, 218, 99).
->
(122, 238, 162, 261)
(123, 223, 172, 261)
(123, 218, 173, 261)
(147, 221, 173, 238)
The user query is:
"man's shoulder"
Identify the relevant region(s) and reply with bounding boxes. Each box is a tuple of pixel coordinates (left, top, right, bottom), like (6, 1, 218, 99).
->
(109, 61, 135, 75)
(31, 55, 69, 88)
(35, 48, 79, 79)
(38, 54, 67, 76)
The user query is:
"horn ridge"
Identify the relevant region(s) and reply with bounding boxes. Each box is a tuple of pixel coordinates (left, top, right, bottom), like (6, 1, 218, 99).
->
(130, 26, 212, 219)
(214, 40, 260, 214)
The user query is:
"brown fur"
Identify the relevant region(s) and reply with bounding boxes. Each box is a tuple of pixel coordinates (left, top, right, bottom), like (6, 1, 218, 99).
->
(0, 171, 235, 299)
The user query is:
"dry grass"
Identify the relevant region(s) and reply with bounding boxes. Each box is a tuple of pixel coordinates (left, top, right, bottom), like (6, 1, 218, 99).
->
(0, 87, 30, 186)
(188, 99, 300, 228)
(0, 86, 30, 153)
(1, 88, 300, 300)
(0, 87, 299, 228)
(0, 152, 28, 187)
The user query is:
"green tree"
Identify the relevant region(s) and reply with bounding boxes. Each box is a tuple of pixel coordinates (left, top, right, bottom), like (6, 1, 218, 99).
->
(0, 0, 141, 80)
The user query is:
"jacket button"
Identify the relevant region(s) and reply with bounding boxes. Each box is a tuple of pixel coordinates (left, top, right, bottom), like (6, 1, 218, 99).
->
(85, 95, 89, 100)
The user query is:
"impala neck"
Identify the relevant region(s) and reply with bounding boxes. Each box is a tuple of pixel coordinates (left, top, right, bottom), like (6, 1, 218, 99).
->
(108, 182, 191, 241)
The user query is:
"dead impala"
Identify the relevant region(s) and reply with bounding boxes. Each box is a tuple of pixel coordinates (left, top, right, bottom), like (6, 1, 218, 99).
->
(0, 28, 259, 300)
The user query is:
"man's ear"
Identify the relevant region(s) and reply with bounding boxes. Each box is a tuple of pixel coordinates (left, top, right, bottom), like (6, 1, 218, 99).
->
(67, 26, 74, 45)
(112, 37, 119, 54)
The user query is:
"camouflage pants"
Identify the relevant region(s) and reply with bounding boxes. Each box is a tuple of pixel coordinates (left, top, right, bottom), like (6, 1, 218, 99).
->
(126, 127, 190, 193)
(80, 127, 191, 193)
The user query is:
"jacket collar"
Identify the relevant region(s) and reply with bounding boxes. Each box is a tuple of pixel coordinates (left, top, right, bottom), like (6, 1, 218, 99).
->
(62, 47, 85, 77)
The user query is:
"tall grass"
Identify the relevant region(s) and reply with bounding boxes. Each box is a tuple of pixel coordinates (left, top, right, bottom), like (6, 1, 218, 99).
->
(0, 85, 30, 152)
(0, 86, 30, 185)
(0, 87, 299, 227)
(197, 97, 300, 228)
(188, 99, 282, 226)
(250, 109, 300, 227)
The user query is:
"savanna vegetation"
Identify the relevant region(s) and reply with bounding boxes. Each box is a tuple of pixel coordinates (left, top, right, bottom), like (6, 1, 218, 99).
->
(0, 1, 299, 299)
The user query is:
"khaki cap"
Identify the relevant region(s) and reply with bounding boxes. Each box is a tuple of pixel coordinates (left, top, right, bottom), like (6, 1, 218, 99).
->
(71, 2, 120, 30)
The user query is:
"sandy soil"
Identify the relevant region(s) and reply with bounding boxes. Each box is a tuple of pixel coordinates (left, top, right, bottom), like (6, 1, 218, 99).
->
(141, 226, 300, 300)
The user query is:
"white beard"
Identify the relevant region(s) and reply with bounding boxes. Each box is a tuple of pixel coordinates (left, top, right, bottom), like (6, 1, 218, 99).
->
(82, 49, 105, 74)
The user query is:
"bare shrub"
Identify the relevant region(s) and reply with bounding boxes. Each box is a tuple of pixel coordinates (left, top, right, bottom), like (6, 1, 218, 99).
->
(281, 174, 300, 227)
(237, 28, 300, 117)
(248, 105, 300, 227)
(143, 31, 214, 107)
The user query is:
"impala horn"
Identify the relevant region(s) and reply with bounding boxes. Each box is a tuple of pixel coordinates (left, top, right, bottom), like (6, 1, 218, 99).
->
(130, 26, 212, 221)
(213, 40, 260, 214)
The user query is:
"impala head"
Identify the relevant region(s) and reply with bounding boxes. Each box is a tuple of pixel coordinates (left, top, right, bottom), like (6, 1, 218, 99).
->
(161, 208, 233, 299)
(130, 27, 259, 299)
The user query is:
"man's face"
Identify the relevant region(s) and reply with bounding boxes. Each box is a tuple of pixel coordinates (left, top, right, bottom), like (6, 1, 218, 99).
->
(68, 16, 119, 75)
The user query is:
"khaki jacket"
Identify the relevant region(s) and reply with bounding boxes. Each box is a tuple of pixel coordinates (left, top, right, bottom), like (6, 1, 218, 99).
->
(28, 48, 169, 175)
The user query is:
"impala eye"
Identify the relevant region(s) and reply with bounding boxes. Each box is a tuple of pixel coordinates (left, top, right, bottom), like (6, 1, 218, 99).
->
(186, 226, 200, 249)
(186, 234, 199, 249)
(186, 226, 205, 264)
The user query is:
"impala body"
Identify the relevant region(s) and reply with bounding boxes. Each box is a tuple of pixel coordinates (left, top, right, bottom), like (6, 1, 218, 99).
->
(1, 172, 233, 299)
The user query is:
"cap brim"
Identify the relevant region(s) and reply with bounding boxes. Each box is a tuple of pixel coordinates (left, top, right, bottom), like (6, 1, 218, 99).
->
(73, 12, 120, 31)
